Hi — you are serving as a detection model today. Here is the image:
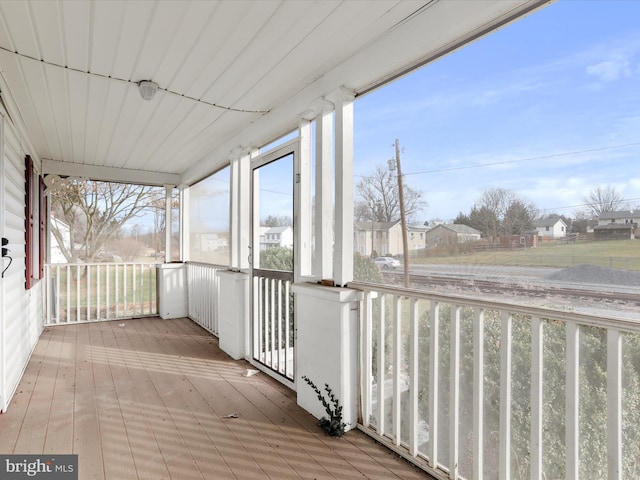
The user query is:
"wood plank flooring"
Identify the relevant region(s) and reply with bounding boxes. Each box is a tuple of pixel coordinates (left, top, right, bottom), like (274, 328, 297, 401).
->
(0, 317, 431, 480)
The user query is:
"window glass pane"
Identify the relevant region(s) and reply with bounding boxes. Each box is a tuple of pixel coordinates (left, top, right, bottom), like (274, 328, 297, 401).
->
(352, 2, 640, 311)
(189, 167, 230, 265)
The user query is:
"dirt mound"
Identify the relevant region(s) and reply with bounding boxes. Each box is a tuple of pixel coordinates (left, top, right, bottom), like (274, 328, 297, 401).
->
(547, 264, 640, 286)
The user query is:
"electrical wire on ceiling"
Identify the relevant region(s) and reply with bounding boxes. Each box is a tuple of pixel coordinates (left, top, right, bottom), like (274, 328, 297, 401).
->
(0, 45, 270, 114)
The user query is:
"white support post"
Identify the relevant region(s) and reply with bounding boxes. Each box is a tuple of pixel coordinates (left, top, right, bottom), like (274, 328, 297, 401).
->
(239, 150, 254, 270)
(450, 305, 461, 480)
(361, 291, 374, 429)
(473, 308, 485, 480)
(499, 311, 512, 480)
(531, 316, 544, 480)
(377, 294, 386, 436)
(409, 297, 419, 457)
(164, 184, 174, 263)
(392, 295, 402, 446)
(607, 328, 622, 480)
(566, 321, 580, 480)
(429, 301, 440, 468)
(230, 149, 253, 271)
(230, 155, 240, 270)
(328, 88, 355, 287)
(314, 104, 334, 281)
(298, 118, 313, 278)
(179, 185, 189, 262)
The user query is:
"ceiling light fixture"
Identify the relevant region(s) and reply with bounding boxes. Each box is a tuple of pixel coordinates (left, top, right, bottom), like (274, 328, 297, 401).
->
(138, 80, 159, 101)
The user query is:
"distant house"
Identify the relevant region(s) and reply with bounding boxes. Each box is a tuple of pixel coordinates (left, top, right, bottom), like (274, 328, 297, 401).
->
(354, 221, 428, 257)
(407, 225, 429, 250)
(594, 210, 639, 240)
(197, 233, 229, 251)
(596, 210, 640, 226)
(260, 226, 293, 250)
(534, 218, 567, 240)
(425, 224, 481, 247)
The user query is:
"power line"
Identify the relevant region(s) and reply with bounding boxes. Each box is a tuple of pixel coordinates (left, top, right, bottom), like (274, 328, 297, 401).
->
(402, 142, 640, 177)
(539, 196, 640, 214)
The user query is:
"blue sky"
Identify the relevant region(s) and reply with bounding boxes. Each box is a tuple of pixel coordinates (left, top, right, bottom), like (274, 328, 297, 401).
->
(354, 1, 640, 222)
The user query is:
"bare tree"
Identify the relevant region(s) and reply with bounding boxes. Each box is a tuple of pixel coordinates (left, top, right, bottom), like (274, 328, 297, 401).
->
(262, 214, 293, 227)
(50, 180, 160, 262)
(582, 185, 626, 217)
(355, 165, 426, 223)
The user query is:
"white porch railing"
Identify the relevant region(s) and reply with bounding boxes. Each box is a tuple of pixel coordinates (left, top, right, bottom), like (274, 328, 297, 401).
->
(44, 263, 159, 325)
(253, 269, 295, 381)
(354, 282, 640, 480)
(186, 262, 223, 336)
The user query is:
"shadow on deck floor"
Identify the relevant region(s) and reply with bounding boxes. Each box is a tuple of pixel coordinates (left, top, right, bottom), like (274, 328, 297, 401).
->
(0, 317, 432, 480)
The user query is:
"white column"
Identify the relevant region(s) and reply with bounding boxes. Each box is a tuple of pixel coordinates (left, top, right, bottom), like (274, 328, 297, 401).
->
(298, 118, 313, 279)
(314, 103, 334, 281)
(179, 184, 189, 262)
(327, 88, 355, 287)
(293, 283, 363, 432)
(230, 155, 240, 270)
(238, 150, 254, 270)
(164, 184, 174, 263)
(230, 148, 253, 271)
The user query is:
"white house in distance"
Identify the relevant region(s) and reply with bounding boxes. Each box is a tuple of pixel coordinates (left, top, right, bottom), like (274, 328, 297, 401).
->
(260, 225, 293, 250)
(534, 218, 567, 240)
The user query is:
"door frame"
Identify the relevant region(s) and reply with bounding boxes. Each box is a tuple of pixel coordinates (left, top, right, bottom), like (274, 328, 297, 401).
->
(249, 140, 300, 389)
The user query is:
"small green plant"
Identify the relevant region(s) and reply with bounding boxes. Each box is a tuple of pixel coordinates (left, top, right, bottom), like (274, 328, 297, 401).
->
(302, 375, 347, 437)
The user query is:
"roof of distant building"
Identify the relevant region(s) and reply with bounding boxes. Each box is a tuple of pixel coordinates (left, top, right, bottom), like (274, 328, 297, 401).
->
(265, 225, 292, 234)
(598, 210, 638, 219)
(354, 220, 401, 230)
(534, 218, 566, 228)
(428, 223, 481, 235)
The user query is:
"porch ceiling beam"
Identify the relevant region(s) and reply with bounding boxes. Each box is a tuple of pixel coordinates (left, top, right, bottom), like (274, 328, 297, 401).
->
(42, 158, 180, 186)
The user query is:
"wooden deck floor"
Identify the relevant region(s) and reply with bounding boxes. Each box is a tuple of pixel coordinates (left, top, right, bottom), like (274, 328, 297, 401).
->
(0, 317, 431, 480)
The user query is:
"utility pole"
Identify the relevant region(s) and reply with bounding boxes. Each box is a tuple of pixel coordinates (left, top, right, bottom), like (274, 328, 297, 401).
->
(393, 139, 410, 287)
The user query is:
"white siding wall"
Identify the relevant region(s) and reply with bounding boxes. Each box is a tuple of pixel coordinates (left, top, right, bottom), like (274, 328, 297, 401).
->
(0, 109, 44, 412)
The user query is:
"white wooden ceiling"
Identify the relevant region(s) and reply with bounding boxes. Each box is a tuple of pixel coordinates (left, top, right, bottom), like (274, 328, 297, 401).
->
(0, 0, 549, 186)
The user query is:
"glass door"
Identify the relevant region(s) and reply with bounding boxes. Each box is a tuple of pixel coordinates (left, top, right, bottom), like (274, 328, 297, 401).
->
(251, 149, 295, 382)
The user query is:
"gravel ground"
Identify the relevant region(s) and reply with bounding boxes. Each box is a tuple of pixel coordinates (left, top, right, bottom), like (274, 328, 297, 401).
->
(546, 264, 640, 287)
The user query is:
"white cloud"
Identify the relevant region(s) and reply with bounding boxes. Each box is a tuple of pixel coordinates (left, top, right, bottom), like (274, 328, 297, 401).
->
(586, 57, 632, 82)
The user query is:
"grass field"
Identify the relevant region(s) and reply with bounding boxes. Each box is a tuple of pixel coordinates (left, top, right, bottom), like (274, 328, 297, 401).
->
(413, 239, 640, 270)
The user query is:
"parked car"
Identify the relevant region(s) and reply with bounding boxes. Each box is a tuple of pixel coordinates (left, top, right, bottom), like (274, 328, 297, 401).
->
(373, 256, 401, 270)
